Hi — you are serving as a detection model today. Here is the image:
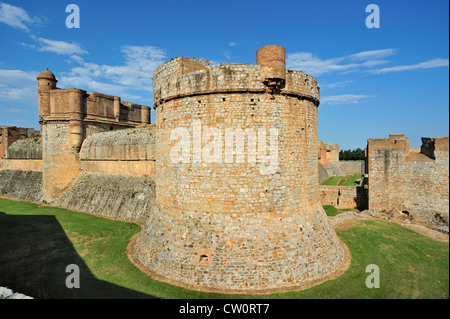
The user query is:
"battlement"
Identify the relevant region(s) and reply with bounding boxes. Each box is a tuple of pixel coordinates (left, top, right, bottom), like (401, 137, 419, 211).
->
(153, 49, 319, 108)
(45, 88, 149, 126)
(367, 134, 449, 161)
(366, 133, 449, 221)
(36, 69, 151, 202)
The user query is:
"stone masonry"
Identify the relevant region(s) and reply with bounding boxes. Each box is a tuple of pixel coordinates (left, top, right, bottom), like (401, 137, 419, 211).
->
(36, 69, 151, 202)
(133, 45, 345, 292)
(367, 134, 449, 222)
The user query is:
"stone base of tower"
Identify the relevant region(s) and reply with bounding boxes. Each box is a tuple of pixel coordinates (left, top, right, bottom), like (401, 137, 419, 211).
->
(133, 202, 345, 292)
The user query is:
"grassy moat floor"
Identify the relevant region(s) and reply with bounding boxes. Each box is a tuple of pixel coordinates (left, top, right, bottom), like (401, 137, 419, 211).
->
(0, 197, 448, 299)
(322, 173, 362, 186)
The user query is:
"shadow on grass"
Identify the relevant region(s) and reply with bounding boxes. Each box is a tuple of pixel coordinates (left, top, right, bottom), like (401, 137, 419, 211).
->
(0, 211, 156, 299)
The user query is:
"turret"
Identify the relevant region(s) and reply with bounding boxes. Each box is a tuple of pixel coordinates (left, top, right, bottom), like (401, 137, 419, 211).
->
(37, 68, 58, 118)
(68, 88, 85, 152)
(256, 45, 286, 94)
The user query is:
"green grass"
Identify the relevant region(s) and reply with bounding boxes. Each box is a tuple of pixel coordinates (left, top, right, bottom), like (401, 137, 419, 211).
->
(322, 174, 362, 186)
(0, 197, 448, 299)
(323, 205, 355, 217)
(322, 176, 343, 186)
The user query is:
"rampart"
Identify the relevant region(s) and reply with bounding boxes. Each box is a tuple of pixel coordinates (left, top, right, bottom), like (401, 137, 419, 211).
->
(318, 141, 339, 168)
(367, 134, 449, 222)
(36, 69, 151, 203)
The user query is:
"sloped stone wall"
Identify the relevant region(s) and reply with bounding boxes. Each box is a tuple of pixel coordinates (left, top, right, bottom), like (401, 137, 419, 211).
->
(52, 173, 155, 223)
(0, 170, 42, 202)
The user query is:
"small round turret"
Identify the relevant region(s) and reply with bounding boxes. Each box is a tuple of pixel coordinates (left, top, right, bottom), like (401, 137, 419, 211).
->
(37, 68, 58, 117)
(37, 68, 57, 81)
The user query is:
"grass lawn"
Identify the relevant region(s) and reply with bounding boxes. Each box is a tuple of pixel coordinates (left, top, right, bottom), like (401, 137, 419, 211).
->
(323, 205, 355, 217)
(322, 174, 362, 186)
(0, 197, 448, 299)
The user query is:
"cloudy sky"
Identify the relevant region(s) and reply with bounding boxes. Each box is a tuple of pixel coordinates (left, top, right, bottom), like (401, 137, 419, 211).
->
(0, 0, 448, 149)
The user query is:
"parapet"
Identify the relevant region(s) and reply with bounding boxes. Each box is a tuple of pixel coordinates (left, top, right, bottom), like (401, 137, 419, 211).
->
(153, 45, 320, 108)
(367, 134, 449, 161)
(421, 136, 449, 159)
(79, 126, 155, 161)
(6, 137, 42, 159)
(367, 134, 410, 152)
(46, 89, 150, 126)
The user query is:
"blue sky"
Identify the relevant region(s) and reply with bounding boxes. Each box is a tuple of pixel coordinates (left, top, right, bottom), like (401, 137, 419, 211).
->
(0, 0, 448, 149)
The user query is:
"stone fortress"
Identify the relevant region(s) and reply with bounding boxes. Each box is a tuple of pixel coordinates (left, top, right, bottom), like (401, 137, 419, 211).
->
(0, 45, 448, 293)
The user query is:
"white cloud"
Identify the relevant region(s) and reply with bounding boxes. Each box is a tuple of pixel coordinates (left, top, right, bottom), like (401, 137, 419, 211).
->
(223, 50, 231, 61)
(0, 68, 37, 104)
(321, 80, 353, 89)
(0, 3, 41, 32)
(58, 45, 167, 102)
(321, 94, 377, 105)
(229, 42, 237, 47)
(33, 36, 88, 55)
(347, 49, 396, 61)
(287, 49, 396, 76)
(371, 58, 449, 74)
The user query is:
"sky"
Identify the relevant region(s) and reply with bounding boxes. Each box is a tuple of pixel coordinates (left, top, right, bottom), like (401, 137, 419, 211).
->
(0, 0, 448, 150)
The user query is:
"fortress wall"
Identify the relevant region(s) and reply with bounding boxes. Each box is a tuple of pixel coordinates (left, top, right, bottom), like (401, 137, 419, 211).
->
(319, 185, 357, 209)
(48, 125, 157, 222)
(318, 161, 329, 184)
(326, 161, 364, 177)
(52, 173, 155, 223)
(42, 122, 81, 202)
(79, 126, 155, 161)
(339, 161, 364, 175)
(325, 161, 346, 177)
(49, 89, 71, 115)
(80, 161, 155, 177)
(0, 159, 42, 171)
(0, 169, 43, 202)
(6, 137, 42, 159)
(86, 92, 149, 124)
(368, 136, 449, 221)
(79, 126, 156, 176)
(49, 90, 149, 126)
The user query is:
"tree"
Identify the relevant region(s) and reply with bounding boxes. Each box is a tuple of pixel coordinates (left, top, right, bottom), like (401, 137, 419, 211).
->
(339, 148, 365, 161)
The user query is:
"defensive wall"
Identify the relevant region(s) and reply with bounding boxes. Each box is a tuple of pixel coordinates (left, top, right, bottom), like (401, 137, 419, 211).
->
(0, 70, 155, 223)
(367, 134, 449, 222)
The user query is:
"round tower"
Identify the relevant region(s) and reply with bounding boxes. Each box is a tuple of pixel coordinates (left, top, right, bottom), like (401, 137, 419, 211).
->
(134, 46, 345, 292)
(37, 68, 58, 118)
(68, 88, 85, 152)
